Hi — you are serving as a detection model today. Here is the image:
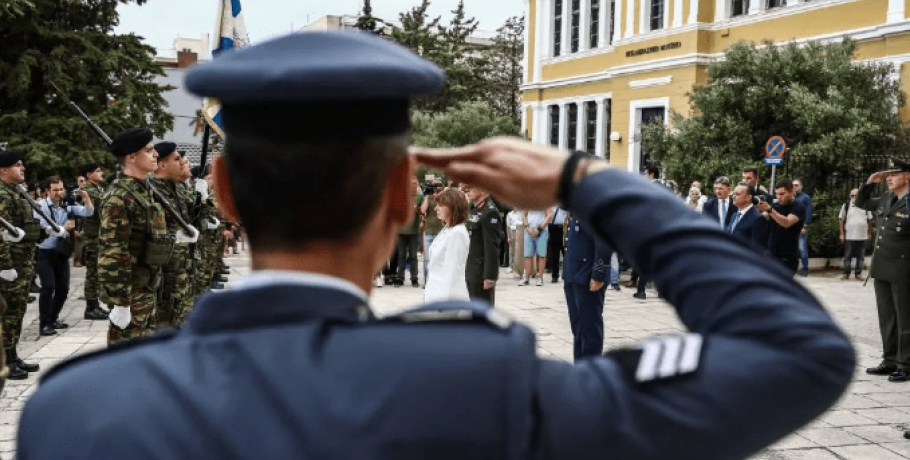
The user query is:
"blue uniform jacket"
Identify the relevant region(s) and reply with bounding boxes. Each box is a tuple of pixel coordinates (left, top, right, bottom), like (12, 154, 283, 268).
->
(563, 216, 612, 285)
(18, 168, 855, 460)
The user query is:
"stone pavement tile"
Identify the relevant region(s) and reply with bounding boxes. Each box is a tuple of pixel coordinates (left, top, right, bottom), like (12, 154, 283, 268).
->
(865, 392, 910, 407)
(797, 428, 868, 447)
(882, 441, 910, 458)
(844, 425, 909, 444)
(0, 411, 20, 425)
(768, 433, 819, 450)
(853, 407, 910, 424)
(830, 444, 909, 460)
(817, 410, 879, 427)
(848, 380, 894, 395)
(777, 448, 844, 460)
(0, 425, 15, 442)
(835, 394, 889, 410)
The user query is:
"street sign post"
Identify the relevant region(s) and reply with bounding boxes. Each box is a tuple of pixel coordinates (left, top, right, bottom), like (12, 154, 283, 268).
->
(764, 136, 787, 190)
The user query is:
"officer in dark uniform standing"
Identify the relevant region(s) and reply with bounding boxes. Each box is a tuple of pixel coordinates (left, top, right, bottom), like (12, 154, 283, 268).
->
(19, 31, 854, 460)
(855, 158, 910, 382)
(463, 184, 501, 305)
(562, 211, 612, 359)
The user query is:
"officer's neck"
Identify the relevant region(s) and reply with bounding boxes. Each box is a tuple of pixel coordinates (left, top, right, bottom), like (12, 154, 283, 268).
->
(252, 242, 376, 294)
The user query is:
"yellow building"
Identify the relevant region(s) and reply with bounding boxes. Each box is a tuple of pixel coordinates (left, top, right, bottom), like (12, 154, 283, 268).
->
(522, 0, 910, 171)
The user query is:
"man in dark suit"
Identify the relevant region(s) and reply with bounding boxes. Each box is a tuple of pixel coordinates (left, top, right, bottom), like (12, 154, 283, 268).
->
(563, 214, 612, 360)
(702, 176, 737, 228)
(18, 31, 855, 460)
(728, 184, 769, 253)
(464, 185, 501, 305)
(855, 158, 910, 382)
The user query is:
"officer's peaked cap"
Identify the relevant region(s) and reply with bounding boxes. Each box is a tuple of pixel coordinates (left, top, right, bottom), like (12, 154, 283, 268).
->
(110, 128, 153, 157)
(884, 158, 910, 173)
(184, 31, 445, 140)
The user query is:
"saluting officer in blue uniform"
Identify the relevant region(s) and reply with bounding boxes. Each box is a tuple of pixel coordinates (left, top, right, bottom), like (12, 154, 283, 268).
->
(563, 210, 613, 360)
(19, 31, 855, 460)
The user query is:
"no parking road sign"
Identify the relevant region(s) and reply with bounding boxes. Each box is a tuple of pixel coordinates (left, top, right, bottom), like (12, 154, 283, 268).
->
(764, 136, 787, 166)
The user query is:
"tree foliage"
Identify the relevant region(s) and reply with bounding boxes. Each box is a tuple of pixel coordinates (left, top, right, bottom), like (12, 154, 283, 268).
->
(641, 39, 905, 191)
(488, 15, 524, 128)
(411, 101, 520, 148)
(0, 0, 173, 180)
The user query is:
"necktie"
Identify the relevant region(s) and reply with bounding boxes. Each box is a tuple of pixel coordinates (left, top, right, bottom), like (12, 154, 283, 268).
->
(728, 212, 741, 233)
(721, 200, 727, 226)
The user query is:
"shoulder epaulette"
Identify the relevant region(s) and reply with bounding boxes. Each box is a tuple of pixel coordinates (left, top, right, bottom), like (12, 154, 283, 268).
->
(605, 333, 704, 385)
(40, 328, 180, 384)
(379, 302, 513, 330)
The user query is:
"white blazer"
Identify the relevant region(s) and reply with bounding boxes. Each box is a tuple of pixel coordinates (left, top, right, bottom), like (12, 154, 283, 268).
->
(424, 224, 470, 303)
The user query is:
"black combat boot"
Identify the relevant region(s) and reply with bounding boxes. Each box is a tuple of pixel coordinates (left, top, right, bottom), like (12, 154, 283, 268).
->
(6, 350, 28, 380)
(13, 349, 39, 372)
(84, 299, 108, 320)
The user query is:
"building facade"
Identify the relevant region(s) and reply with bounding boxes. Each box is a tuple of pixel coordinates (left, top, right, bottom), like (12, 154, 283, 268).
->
(154, 34, 211, 166)
(522, 0, 910, 171)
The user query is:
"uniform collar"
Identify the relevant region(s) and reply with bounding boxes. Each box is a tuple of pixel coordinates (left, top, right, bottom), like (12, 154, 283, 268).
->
(184, 271, 372, 334)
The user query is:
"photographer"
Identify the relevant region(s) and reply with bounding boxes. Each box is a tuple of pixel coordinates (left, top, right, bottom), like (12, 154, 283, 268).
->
(419, 179, 444, 283)
(757, 180, 804, 274)
(35, 177, 93, 336)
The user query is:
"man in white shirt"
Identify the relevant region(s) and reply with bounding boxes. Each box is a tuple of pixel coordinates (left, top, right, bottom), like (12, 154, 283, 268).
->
(839, 188, 873, 280)
(35, 177, 93, 336)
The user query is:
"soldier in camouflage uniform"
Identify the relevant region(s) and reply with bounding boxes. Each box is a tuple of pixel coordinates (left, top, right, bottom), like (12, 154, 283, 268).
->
(149, 142, 198, 328)
(100, 129, 176, 345)
(193, 166, 223, 296)
(0, 152, 42, 379)
(177, 155, 199, 323)
(79, 163, 109, 320)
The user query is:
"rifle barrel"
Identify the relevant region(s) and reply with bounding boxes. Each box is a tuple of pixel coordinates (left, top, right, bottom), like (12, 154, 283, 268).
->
(18, 189, 62, 233)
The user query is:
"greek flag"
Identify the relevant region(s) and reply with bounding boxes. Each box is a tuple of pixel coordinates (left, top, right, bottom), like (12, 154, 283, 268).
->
(203, 0, 248, 137)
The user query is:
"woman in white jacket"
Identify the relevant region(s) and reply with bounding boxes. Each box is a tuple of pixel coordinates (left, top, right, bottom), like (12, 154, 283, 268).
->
(424, 188, 471, 303)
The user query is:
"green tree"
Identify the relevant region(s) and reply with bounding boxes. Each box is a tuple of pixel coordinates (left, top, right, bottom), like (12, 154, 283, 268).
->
(0, 0, 173, 181)
(411, 100, 520, 148)
(488, 15, 524, 130)
(641, 38, 903, 190)
(354, 0, 383, 34)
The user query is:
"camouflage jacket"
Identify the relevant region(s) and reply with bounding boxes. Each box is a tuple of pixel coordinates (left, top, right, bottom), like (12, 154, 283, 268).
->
(98, 176, 170, 306)
(81, 181, 107, 239)
(148, 177, 191, 237)
(0, 181, 40, 270)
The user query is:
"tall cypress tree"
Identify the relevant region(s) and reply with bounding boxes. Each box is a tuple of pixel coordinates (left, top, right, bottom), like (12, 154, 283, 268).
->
(0, 0, 173, 180)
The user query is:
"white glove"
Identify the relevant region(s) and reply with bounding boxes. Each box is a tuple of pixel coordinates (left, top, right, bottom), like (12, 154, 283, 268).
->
(51, 225, 67, 238)
(1, 227, 25, 243)
(195, 179, 209, 201)
(175, 225, 200, 244)
(108, 306, 132, 329)
(205, 216, 221, 230)
(0, 269, 18, 282)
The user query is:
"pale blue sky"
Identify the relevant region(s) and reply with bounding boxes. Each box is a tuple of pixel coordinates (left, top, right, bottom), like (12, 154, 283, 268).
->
(116, 0, 524, 58)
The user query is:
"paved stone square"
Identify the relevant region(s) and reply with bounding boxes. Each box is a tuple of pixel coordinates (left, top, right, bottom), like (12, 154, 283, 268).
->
(1, 251, 908, 459)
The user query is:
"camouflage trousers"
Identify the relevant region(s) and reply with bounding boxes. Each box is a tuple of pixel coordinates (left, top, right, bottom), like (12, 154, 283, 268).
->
(157, 245, 192, 327)
(193, 233, 218, 298)
(107, 285, 157, 346)
(83, 237, 101, 303)
(1, 259, 35, 351)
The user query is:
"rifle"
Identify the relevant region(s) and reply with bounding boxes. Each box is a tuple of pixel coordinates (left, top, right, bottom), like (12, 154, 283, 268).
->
(0, 141, 63, 234)
(50, 80, 196, 236)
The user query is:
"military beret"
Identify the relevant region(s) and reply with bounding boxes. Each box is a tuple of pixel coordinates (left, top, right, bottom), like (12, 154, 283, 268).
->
(79, 162, 100, 176)
(0, 152, 22, 168)
(154, 142, 178, 161)
(884, 158, 910, 173)
(184, 31, 445, 140)
(109, 128, 153, 157)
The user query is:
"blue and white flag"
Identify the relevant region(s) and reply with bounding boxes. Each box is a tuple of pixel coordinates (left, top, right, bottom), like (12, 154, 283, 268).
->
(203, 0, 248, 137)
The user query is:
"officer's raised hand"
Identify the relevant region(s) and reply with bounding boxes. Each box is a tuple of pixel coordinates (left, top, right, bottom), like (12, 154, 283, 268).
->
(412, 138, 591, 210)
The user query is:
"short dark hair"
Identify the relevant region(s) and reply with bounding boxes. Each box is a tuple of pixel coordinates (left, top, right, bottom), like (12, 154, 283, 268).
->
(435, 188, 469, 226)
(645, 165, 660, 178)
(742, 167, 759, 177)
(42, 176, 63, 191)
(714, 176, 731, 186)
(775, 180, 793, 191)
(224, 134, 407, 249)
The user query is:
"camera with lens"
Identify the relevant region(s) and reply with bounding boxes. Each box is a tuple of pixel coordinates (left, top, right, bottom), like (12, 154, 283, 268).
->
(422, 183, 439, 196)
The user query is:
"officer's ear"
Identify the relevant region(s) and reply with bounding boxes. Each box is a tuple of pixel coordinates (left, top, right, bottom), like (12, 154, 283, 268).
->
(386, 155, 415, 227)
(211, 156, 240, 223)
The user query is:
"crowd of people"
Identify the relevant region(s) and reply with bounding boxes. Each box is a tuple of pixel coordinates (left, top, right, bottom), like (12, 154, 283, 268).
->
(0, 138, 241, 381)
